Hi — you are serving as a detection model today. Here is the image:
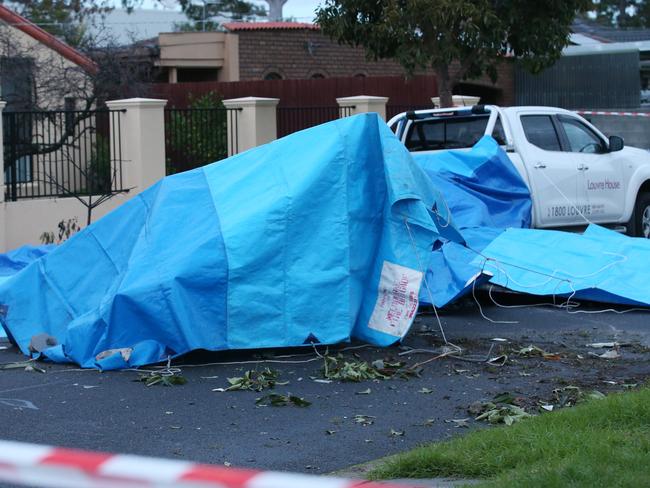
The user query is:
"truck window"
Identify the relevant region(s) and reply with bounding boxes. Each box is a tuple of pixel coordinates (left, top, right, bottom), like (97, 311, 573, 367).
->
(405, 115, 489, 151)
(558, 117, 605, 154)
(521, 115, 561, 151)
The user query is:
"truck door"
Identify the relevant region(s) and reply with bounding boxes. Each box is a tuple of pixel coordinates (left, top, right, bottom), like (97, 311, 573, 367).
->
(556, 115, 625, 223)
(519, 114, 580, 227)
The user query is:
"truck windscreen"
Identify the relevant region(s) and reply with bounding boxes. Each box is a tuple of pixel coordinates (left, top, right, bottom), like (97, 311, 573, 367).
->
(405, 115, 504, 151)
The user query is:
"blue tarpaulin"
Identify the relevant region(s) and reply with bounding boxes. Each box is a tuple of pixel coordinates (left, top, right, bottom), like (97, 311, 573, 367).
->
(0, 245, 53, 338)
(3, 117, 650, 370)
(0, 244, 53, 277)
(415, 136, 650, 310)
(414, 136, 532, 234)
(477, 224, 650, 306)
(413, 136, 532, 306)
(414, 136, 650, 308)
(0, 114, 444, 369)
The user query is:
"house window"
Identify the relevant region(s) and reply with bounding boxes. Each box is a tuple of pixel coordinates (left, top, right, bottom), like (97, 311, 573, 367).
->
(3, 112, 33, 184)
(264, 72, 282, 80)
(1, 58, 35, 185)
(177, 68, 219, 83)
(64, 97, 76, 133)
(0, 57, 35, 110)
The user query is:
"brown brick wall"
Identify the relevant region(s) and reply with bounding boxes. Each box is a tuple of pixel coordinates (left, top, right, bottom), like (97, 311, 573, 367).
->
(235, 29, 514, 106)
(237, 29, 406, 80)
(454, 60, 515, 106)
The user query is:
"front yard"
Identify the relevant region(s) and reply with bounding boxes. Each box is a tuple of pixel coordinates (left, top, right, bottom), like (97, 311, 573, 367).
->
(370, 386, 650, 487)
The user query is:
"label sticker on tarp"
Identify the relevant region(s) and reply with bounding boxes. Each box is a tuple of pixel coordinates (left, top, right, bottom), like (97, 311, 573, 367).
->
(368, 261, 422, 337)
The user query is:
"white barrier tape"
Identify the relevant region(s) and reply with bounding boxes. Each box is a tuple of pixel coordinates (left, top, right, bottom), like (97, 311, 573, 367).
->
(576, 110, 650, 118)
(0, 440, 416, 488)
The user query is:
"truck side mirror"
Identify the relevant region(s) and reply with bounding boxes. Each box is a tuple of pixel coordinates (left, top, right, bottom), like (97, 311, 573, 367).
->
(609, 135, 624, 152)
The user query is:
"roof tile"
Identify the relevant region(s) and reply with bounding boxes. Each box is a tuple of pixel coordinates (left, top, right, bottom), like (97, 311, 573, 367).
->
(223, 22, 319, 31)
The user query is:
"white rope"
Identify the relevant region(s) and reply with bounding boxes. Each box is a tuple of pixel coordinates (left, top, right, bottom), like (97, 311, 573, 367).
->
(431, 190, 453, 229)
(471, 261, 518, 324)
(403, 217, 462, 355)
(537, 169, 593, 226)
(486, 283, 650, 316)
(486, 283, 580, 310)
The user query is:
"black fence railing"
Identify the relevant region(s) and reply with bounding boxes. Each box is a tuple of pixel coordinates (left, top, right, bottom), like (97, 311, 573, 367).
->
(3, 109, 126, 202)
(277, 106, 355, 138)
(164, 107, 240, 175)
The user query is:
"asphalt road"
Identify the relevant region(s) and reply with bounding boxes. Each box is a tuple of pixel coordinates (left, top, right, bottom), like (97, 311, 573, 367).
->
(1, 290, 650, 482)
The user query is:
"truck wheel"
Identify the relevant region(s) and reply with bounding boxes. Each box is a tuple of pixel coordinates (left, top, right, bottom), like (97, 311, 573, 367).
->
(631, 192, 650, 238)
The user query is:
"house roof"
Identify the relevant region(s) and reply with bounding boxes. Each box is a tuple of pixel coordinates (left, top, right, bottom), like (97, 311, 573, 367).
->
(0, 5, 98, 74)
(223, 22, 319, 31)
(572, 17, 650, 43)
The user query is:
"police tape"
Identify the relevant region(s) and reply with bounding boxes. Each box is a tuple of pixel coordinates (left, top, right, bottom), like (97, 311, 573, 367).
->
(576, 110, 650, 118)
(0, 439, 418, 488)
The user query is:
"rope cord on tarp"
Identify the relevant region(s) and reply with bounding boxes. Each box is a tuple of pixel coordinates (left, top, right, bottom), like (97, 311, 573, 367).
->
(466, 239, 638, 321)
(403, 217, 462, 357)
(537, 168, 594, 226)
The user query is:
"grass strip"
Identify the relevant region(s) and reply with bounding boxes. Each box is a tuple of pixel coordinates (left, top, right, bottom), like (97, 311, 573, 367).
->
(369, 387, 650, 487)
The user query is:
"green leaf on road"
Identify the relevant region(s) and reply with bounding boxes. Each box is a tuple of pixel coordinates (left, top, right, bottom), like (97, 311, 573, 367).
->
(255, 393, 311, 407)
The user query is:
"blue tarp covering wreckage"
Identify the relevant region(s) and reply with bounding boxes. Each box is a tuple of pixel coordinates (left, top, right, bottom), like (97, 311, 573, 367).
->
(0, 114, 447, 368)
(0, 244, 52, 281)
(413, 135, 533, 306)
(1, 114, 649, 369)
(0, 245, 53, 338)
(478, 224, 650, 306)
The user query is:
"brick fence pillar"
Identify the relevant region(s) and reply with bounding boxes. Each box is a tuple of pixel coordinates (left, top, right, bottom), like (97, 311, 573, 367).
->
(105, 98, 167, 193)
(222, 97, 279, 155)
(0, 101, 6, 252)
(337, 95, 389, 121)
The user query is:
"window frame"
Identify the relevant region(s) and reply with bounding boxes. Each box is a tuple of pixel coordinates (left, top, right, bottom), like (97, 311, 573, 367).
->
(263, 72, 283, 81)
(556, 114, 607, 154)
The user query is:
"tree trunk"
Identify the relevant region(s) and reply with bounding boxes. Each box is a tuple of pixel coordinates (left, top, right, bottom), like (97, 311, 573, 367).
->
(86, 197, 93, 226)
(434, 65, 454, 108)
(618, 0, 627, 25)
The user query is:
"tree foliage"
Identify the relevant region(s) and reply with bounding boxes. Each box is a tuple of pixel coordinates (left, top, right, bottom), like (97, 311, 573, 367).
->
(591, 0, 650, 28)
(171, 0, 266, 31)
(166, 92, 229, 174)
(1, 0, 112, 47)
(316, 0, 591, 107)
(4, 0, 266, 40)
(0, 10, 153, 224)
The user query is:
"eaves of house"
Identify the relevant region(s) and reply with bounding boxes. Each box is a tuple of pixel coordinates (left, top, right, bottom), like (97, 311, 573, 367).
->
(572, 17, 650, 44)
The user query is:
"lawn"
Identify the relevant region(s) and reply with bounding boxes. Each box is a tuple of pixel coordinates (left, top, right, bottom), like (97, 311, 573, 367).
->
(369, 387, 650, 487)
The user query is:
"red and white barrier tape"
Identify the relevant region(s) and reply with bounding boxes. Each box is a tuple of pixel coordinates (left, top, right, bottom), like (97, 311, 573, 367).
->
(0, 440, 417, 488)
(576, 110, 650, 118)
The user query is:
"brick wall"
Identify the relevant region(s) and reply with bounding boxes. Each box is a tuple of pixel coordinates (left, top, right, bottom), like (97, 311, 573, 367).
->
(237, 29, 408, 80)
(235, 28, 514, 106)
(449, 60, 515, 106)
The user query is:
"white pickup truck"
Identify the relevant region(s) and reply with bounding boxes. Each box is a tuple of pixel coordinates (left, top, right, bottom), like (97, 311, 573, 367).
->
(388, 105, 650, 237)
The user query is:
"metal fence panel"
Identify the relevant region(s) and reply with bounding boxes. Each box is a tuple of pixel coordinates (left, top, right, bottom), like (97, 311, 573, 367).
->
(515, 52, 641, 109)
(164, 107, 240, 175)
(277, 106, 354, 138)
(3, 109, 126, 202)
